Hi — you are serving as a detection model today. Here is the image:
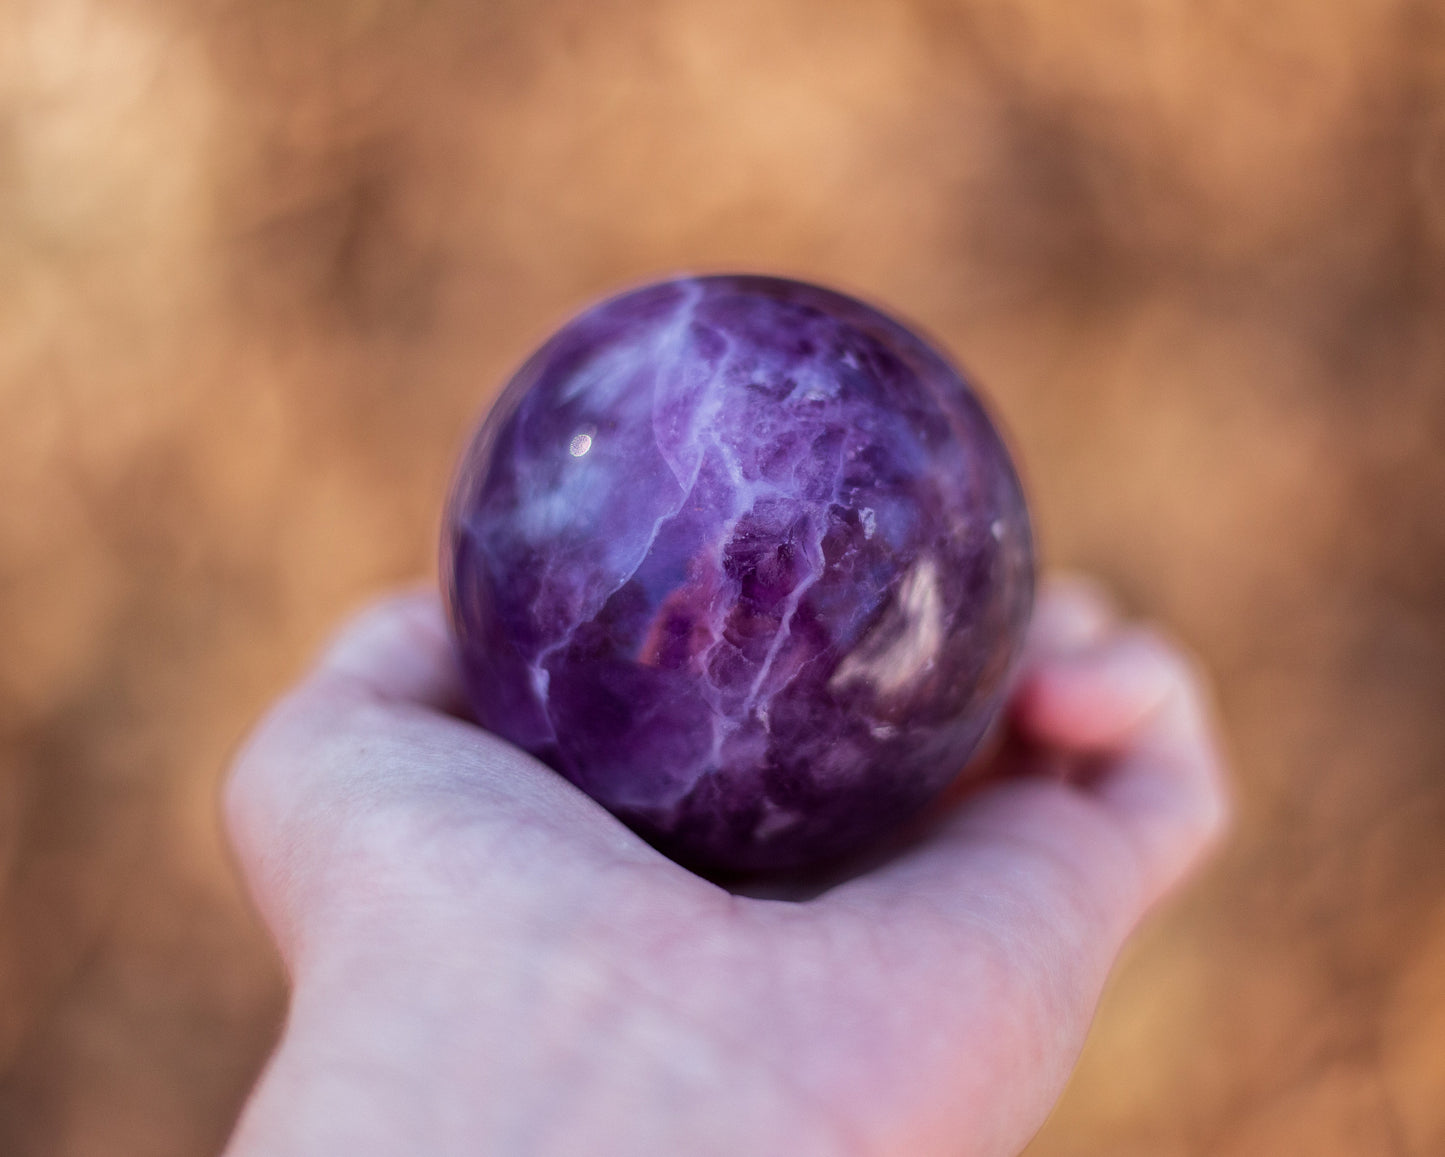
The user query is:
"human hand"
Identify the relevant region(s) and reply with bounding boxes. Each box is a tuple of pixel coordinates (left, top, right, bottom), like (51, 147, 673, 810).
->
(223, 577, 1229, 1157)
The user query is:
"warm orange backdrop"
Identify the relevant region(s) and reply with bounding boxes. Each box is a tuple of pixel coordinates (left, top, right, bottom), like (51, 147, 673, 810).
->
(2, 1, 1443, 1153)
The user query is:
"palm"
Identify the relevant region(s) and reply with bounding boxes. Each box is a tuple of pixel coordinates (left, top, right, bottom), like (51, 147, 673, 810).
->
(225, 581, 1226, 1157)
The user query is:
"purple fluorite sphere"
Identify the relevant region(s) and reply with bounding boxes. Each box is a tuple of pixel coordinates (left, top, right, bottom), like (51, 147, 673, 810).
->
(443, 276, 1033, 873)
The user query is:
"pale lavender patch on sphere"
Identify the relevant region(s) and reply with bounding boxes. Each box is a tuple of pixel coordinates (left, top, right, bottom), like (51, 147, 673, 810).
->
(443, 276, 1034, 874)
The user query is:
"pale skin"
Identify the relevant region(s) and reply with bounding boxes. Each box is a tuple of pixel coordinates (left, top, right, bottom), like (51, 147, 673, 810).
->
(223, 577, 1229, 1157)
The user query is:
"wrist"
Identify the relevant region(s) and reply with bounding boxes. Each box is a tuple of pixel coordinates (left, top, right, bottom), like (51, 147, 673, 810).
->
(230, 926, 857, 1157)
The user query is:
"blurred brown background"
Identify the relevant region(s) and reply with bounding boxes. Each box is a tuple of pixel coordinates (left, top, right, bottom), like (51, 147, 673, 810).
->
(1, 0, 1443, 1153)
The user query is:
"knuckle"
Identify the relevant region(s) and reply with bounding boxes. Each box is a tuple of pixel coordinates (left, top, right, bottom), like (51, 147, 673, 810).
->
(1123, 625, 1208, 694)
(222, 681, 375, 839)
(1196, 759, 1235, 844)
(1044, 572, 1116, 617)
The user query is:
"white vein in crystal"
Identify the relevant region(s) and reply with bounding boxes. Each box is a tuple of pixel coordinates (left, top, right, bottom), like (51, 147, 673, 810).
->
(524, 286, 711, 747)
(649, 279, 709, 493)
(743, 514, 825, 716)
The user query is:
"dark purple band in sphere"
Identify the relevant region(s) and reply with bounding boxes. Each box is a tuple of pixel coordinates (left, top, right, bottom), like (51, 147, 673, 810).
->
(443, 275, 1034, 873)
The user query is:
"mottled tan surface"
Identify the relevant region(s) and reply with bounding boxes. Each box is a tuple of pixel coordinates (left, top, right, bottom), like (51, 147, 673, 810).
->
(1, 1, 1443, 1153)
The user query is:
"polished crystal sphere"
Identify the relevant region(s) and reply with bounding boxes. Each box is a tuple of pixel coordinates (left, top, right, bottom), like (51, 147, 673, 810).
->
(443, 275, 1033, 873)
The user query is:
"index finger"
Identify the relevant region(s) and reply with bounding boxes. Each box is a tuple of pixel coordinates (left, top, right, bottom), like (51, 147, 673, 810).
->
(816, 596, 1230, 1024)
(1012, 627, 1231, 904)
